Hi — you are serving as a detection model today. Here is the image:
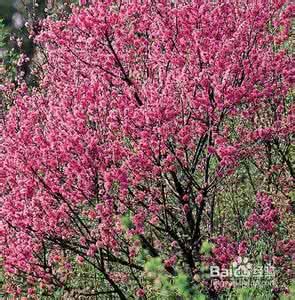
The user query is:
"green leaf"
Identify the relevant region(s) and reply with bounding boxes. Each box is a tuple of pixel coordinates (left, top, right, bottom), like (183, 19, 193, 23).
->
(200, 240, 214, 254)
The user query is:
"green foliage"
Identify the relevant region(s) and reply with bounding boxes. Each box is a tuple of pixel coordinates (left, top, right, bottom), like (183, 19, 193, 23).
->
(0, 257, 4, 298)
(0, 17, 19, 82)
(0, 17, 7, 48)
(121, 211, 133, 230)
(280, 281, 295, 300)
(144, 257, 206, 299)
(225, 287, 273, 300)
(200, 240, 215, 255)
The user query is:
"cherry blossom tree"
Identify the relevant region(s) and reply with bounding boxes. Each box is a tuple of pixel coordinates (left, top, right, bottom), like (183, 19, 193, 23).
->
(0, 0, 294, 298)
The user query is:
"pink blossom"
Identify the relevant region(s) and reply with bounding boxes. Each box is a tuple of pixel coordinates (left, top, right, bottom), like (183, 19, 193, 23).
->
(136, 288, 145, 298)
(164, 255, 177, 268)
(76, 255, 84, 265)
